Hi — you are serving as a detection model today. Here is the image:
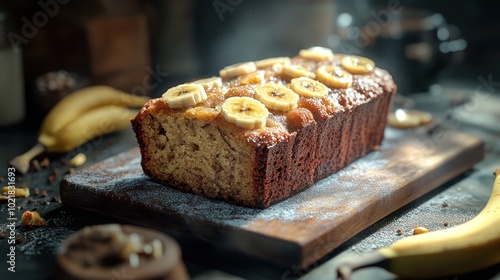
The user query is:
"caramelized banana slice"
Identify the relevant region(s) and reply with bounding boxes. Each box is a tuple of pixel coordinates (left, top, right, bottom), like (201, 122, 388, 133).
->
(290, 77, 329, 98)
(316, 65, 353, 88)
(220, 62, 257, 79)
(162, 84, 207, 108)
(299, 46, 334, 61)
(341, 55, 375, 74)
(254, 83, 299, 111)
(221, 97, 268, 129)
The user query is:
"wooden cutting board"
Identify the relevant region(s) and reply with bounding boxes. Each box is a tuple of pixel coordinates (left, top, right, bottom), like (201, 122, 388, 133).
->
(60, 128, 484, 269)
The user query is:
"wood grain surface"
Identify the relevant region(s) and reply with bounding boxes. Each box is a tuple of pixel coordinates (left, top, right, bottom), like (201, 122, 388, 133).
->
(60, 128, 484, 268)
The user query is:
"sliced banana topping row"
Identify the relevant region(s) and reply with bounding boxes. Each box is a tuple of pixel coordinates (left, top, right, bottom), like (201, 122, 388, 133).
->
(162, 49, 377, 129)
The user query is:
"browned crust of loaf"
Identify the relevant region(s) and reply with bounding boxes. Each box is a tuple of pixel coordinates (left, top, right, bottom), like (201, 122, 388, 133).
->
(132, 63, 397, 208)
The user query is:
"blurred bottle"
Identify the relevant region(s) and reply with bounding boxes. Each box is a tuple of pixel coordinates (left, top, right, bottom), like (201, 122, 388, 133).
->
(0, 9, 26, 126)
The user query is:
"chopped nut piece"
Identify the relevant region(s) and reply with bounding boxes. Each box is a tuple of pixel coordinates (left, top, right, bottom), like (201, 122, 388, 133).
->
(33, 188, 40, 196)
(40, 157, 50, 168)
(0, 177, 4, 183)
(21, 211, 46, 226)
(41, 190, 48, 197)
(32, 159, 41, 171)
(443, 221, 449, 227)
(15, 237, 25, 244)
(352, 165, 358, 170)
(413, 225, 429, 235)
(69, 153, 87, 167)
(396, 228, 404, 235)
(442, 202, 448, 207)
(2, 186, 30, 198)
(0, 231, 6, 239)
(47, 174, 56, 184)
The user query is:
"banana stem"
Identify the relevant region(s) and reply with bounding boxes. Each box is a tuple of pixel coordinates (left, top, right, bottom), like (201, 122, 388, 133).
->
(9, 143, 46, 174)
(337, 252, 389, 280)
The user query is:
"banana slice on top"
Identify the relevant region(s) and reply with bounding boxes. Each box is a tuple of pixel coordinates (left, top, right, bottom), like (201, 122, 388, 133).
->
(162, 84, 207, 108)
(192, 76, 223, 90)
(220, 62, 257, 79)
(255, 57, 291, 69)
(282, 64, 316, 79)
(290, 77, 329, 98)
(341, 55, 375, 74)
(254, 83, 299, 112)
(316, 65, 353, 88)
(299, 46, 334, 61)
(222, 97, 268, 129)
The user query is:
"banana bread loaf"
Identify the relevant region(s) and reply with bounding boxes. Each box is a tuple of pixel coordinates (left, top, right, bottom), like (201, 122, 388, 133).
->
(131, 47, 396, 208)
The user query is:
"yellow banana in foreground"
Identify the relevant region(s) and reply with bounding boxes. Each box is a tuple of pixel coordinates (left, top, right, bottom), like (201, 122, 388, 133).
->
(337, 168, 500, 279)
(9, 86, 149, 174)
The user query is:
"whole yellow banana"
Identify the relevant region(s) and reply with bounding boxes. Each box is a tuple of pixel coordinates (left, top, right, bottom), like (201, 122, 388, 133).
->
(9, 86, 149, 174)
(338, 168, 500, 279)
(40, 85, 148, 136)
(38, 105, 138, 153)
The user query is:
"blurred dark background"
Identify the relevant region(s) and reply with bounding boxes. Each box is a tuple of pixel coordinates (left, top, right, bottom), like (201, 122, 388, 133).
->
(1, 0, 500, 127)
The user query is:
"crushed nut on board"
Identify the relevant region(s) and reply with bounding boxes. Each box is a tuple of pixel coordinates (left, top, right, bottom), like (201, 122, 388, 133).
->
(442, 202, 448, 207)
(41, 190, 48, 198)
(15, 237, 25, 244)
(40, 157, 50, 168)
(443, 221, 449, 227)
(352, 165, 358, 169)
(47, 174, 56, 184)
(396, 228, 404, 235)
(33, 188, 39, 196)
(21, 211, 46, 227)
(413, 225, 429, 235)
(69, 153, 87, 167)
(2, 186, 30, 198)
(31, 159, 41, 171)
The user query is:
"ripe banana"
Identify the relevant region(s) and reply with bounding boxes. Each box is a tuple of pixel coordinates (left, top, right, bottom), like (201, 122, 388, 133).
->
(341, 55, 375, 74)
(337, 169, 500, 279)
(39, 85, 148, 136)
(162, 84, 207, 108)
(254, 83, 299, 112)
(221, 97, 268, 129)
(9, 86, 149, 174)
